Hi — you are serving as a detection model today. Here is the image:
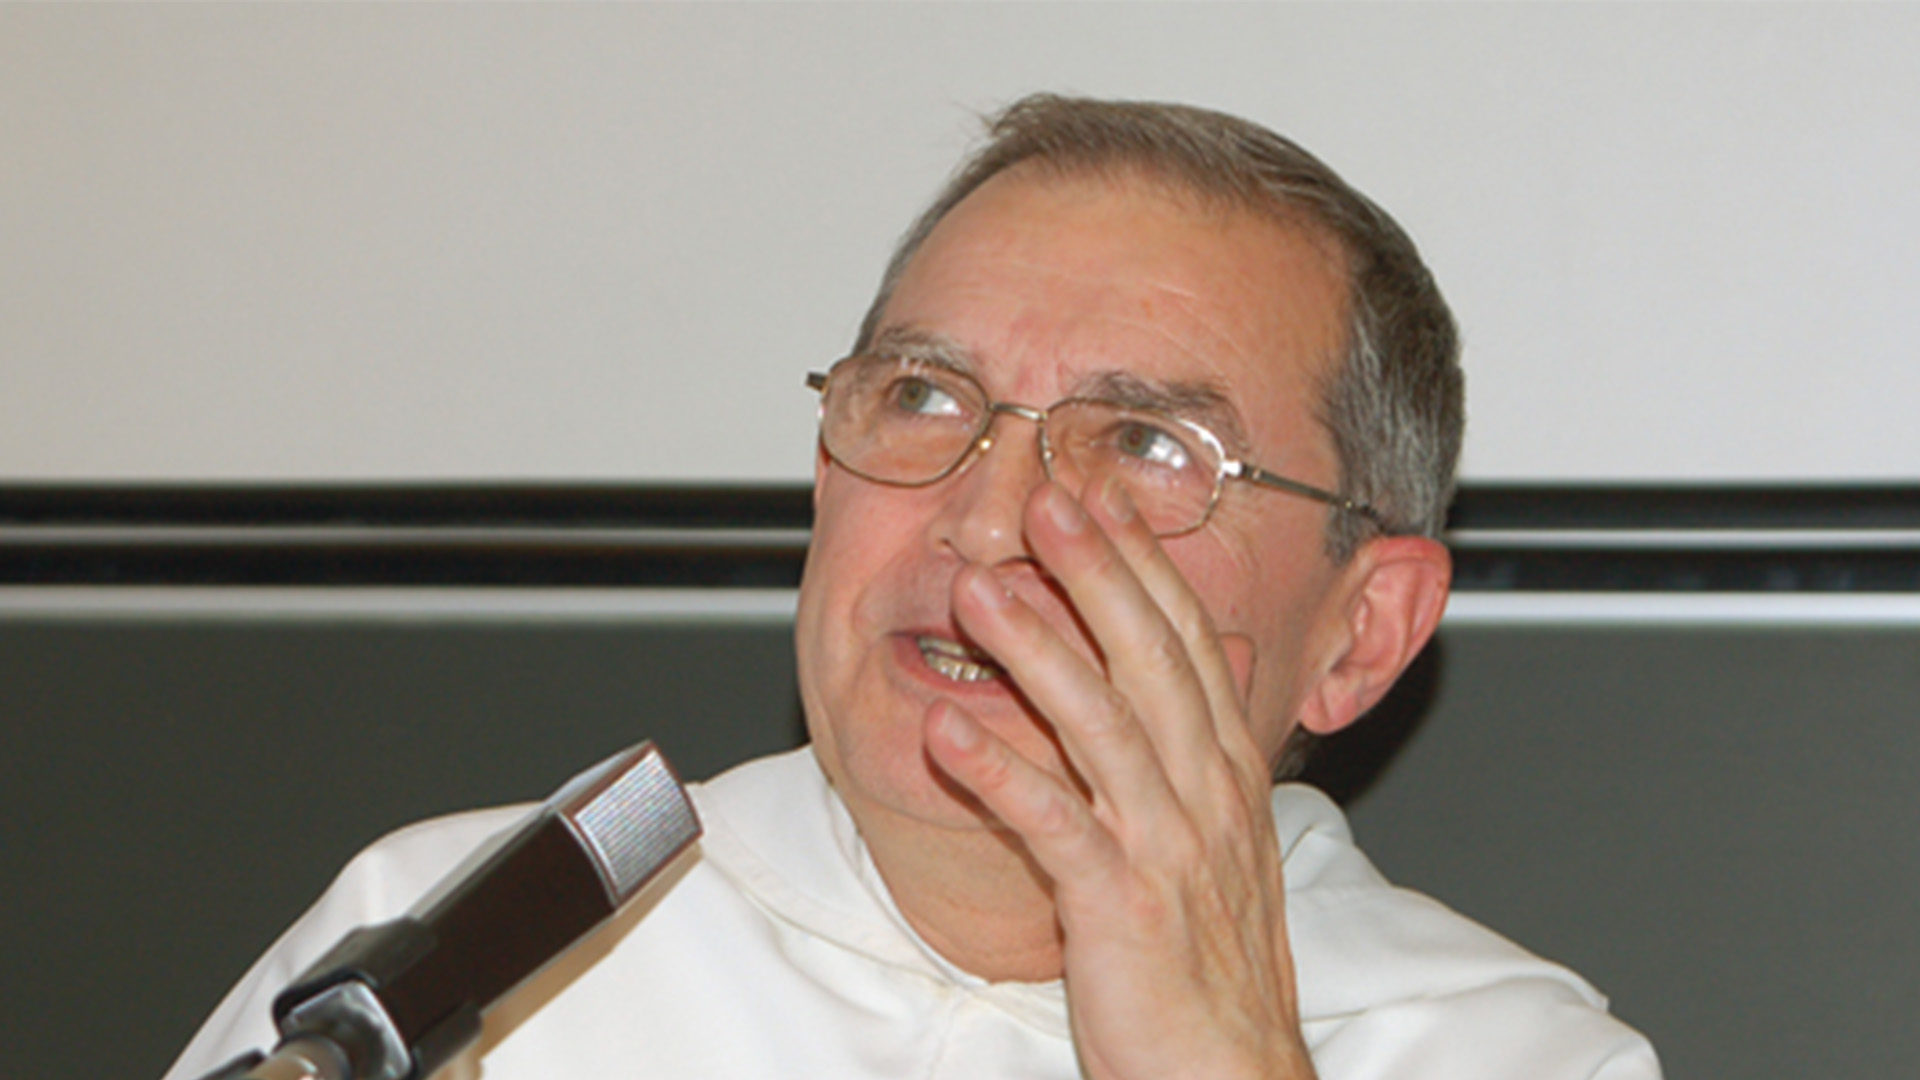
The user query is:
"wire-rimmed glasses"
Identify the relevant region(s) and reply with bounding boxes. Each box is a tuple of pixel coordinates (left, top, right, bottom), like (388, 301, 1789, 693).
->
(808, 353, 1386, 538)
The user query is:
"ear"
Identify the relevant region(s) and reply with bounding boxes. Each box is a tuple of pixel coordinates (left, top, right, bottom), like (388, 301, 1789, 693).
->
(1297, 535, 1451, 737)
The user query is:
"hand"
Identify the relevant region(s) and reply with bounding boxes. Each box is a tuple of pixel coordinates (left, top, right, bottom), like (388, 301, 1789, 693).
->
(924, 479, 1319, 1080)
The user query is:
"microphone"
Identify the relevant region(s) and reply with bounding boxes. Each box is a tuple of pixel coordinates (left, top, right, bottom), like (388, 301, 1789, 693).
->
(203, 741, 700, 1080)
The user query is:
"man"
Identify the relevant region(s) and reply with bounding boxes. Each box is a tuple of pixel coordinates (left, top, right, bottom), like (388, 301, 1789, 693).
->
(168, 96, 1659, 1079)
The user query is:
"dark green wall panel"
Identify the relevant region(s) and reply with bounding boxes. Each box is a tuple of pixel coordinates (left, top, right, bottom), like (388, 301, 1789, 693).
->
(6, 617, 1916, 1079)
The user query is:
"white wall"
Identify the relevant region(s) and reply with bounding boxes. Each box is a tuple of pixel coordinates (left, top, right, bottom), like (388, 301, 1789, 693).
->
(6, 3, 1916, 484)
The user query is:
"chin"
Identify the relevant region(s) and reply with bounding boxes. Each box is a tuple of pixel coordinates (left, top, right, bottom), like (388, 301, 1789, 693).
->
(806, 718, 982, 829)
(806, 689, 1071, 837)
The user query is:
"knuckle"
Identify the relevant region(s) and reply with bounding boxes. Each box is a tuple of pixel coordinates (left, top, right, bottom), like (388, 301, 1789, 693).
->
(1079, 685, 1139, 743)
(1131, 813, 1205, 868)
(967, 739, 1017, 791)
(1211, 789, 1262, 844)
(1118, 883, 1172, 926)
(1173, 601, 1216, 644)
(1029, 788, 1082, 839)
(1139, 627, 1190, 678)
(1081, 541, 1127, 584)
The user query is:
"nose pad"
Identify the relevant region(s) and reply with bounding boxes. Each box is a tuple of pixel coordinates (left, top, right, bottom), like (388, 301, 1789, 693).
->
(931, 411, 1051, 565)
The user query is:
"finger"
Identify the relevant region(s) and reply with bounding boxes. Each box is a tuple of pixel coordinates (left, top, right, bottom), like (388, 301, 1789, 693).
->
(1019, 482, 1249, 791)
(951, 560, 1183, 820)
(922, 700, 1127, 891)
(1076, 478, 1273, 784)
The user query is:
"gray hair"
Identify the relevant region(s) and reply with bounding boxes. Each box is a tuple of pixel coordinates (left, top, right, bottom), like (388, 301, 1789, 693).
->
(854, 94, 1464, 561)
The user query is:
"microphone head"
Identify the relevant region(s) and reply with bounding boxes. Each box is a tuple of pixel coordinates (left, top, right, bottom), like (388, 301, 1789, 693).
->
(551, 741, 701, 905)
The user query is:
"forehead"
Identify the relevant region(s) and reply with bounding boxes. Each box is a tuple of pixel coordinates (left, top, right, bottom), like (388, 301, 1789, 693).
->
(874, 169, 1351, 457)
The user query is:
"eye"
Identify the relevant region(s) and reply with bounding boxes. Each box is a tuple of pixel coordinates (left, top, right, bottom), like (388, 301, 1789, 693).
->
(887, 376, 965, 418)
(1113, 420, 1193, 471)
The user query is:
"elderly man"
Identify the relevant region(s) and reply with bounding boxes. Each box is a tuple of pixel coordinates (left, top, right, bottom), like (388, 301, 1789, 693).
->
(168, 96, 1660, 1079)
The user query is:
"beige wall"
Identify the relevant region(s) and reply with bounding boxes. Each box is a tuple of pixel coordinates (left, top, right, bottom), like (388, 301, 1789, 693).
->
(6, 3, 1918, 483)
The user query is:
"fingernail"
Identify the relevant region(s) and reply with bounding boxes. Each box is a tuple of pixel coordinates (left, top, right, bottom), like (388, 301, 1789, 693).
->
(1097, 474, 1135, 523)
(966, 565, 1013, 609)
(1042, 484, 1087, 534)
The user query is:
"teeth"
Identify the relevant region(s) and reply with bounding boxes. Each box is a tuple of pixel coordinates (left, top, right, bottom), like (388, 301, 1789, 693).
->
(926, 653, 999, 682)
(917, 636, 1002, 683)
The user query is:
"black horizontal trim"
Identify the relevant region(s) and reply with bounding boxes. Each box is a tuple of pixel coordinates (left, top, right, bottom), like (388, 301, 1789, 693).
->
(3, 483, 1918, 591)
(1454, 546, 1920, 593)
(7, 482, 1918, 531)
(1448, 484, 1920, 531)
(6, 541, 1914, 592)
(0, 484, 815, 530)
(0, 542, 806, 589)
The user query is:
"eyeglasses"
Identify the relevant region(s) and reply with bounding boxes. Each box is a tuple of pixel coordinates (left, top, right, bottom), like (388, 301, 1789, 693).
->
(807, 353, 1386, 538)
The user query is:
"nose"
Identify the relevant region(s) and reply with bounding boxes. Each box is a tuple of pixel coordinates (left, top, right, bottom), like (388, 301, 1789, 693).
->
(930, 405, 1051, 565)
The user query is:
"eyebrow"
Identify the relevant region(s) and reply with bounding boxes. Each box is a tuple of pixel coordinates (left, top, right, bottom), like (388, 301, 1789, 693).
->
(866, 327, 978, 373)
(864, 325, 1253, 451)
(1074, 371, 1252, 452)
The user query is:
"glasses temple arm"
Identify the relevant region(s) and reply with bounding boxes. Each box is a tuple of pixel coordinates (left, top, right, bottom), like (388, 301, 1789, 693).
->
(1227, 461, 1390, 530)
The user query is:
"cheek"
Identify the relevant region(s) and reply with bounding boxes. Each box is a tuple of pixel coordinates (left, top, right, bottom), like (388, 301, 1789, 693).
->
(794, 496, 882, 773)
(795, 474, 923, 673)
(1181, 534, 1333, 745)
(798, 491, 873, 643)
(795, 483, 866, 674)
(1174, 532, 1265, 631)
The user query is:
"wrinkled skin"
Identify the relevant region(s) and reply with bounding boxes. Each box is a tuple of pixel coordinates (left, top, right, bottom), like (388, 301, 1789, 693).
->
(795, 167, 1451, 1079)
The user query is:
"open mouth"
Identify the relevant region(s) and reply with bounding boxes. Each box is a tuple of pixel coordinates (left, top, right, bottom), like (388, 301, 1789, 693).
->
(916, 635, 1004, 683)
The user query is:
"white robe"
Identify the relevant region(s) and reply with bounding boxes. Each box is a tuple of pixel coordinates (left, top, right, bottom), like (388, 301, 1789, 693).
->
(165, 748, 1660, 1079)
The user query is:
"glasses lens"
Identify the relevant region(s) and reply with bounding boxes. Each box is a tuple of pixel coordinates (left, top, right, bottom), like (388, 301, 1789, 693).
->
(1048, 402, 1220, 535)
(821, 355, 987, 484)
